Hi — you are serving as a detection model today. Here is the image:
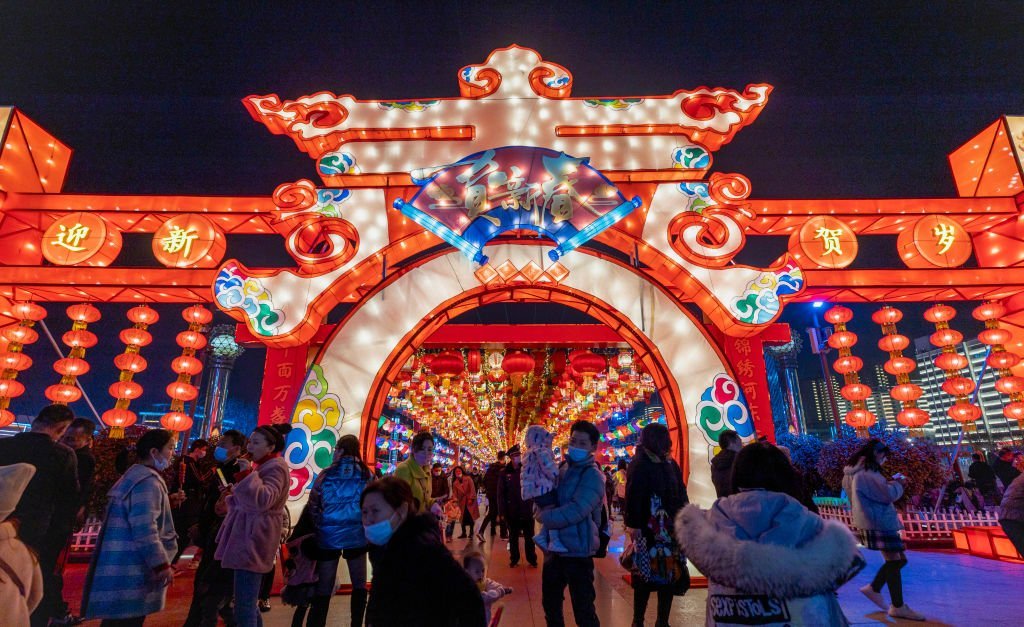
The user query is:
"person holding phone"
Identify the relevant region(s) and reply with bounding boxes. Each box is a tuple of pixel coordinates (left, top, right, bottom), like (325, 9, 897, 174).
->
(844, 440, 925, 622)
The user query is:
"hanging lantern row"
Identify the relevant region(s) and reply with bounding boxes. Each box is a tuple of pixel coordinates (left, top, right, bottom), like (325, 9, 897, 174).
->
(972, 302, 1024, 426)
(101, 305, 160, 438)
(45, 303, 101, 405)
(824, 305, 876, 430)
(0, 302, 47, 427)
(924, 304, 982, 429)
(871, 306, 930, 435)
(160, 304, 212, 432)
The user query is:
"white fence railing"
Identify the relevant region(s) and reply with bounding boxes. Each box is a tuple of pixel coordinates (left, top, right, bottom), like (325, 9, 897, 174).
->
(817, 502, 1000, 541)
(69, 517, 103, 555)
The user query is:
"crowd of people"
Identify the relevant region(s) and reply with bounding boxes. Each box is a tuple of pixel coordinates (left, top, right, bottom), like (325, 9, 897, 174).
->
(1, 403, 1023, 626)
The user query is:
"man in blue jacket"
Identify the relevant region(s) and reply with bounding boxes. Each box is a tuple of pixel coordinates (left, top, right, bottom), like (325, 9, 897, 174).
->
(536, 420, 605, 627)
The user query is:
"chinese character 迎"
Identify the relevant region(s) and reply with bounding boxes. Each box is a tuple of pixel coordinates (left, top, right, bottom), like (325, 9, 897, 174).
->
(814, 227, 844, 256)
(52, 223, 90, 252)
(932, 223, 957, 255)
(161, 227, 200, 258)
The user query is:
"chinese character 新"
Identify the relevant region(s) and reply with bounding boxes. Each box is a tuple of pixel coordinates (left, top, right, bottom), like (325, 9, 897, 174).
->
(161, 226, 200, 258)
(52, 223, 90, 252)
(932, 223, 957, 255)
(814, 227, 844, 256)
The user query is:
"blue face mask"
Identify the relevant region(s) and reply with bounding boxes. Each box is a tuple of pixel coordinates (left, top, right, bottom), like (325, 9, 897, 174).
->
(213, 447, 229, 463)
(364, 512, 399, 545)
(567, 446, 590, 463)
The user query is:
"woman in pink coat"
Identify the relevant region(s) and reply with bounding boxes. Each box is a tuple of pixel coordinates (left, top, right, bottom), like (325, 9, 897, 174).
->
(215, 426, 290, 627)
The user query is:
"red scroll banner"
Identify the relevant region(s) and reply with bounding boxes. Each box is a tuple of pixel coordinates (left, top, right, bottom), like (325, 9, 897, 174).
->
(258, 344, 309, 425)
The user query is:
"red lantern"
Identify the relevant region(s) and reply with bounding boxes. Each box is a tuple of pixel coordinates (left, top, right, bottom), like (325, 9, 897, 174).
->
(870, 307, 903, 325)
(947, 402, 982, 424)
(119, 327, 153, 348)
(877, 334, 910, 353)
(833, 356, 863, 375)
(841, 383, 872, 401)
(66, 303, 101, 323)
(941, 377, 976, 397)
(10, 301, 46, 321)
(114, 353, 148, 372)
(827, 331, 858, 349)
(54, 357, 90, 377)
(171, 355, 204, 376)
(167, 382, 199, 402)
(994, 376, 1024, 396)
(923, 304, 957, 323)
(884, 357, 916, 375)
(101, 408, 137, 429)
(0, 352, 32, 371)
(176, 330, 208, 350)
(467, 350, 481, 374)
(988, 352, 1021, 370)
(502, 351, 536, 376)
(1003, 401, 1024, 423)
(2, 326, 38, 344)
(897, 407, 930, 429)
(160, 411, 193, 432)
(108, 381, 143, 400)
(62, 329, 98, 349)
(0, 409, 14, 428)
(929, 328, 963, 347)
(0, 380, 25, 398)
(823, 306, 854, 324)
(978, 328, 1012, 346)
(45, 384, 82, 404)
(935, 352, 969, 371)
(182, 304, 213, 325)
(430, 351, 465, 378)
(846, 409, 877, 429)
(972, 302, 1007, 321)
(891, 383, 923, 403)
(127, 305, 160, 325)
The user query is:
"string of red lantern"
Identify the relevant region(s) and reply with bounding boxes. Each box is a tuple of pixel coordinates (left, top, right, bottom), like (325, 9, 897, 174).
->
(972, 302, 1024, 426)
(825, 305, 876, 431)
(871, 306, 929, 435)
(160, 304, 212, 432)
(924, 304, 981, 430)
(102, 305, 159, 438)
(45, 303, 101, 405)
(0, 302, 47, 427)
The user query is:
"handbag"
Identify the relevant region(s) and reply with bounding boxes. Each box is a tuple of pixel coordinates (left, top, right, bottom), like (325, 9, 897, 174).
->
(619, 536, 635, 570)
(632, 494, 686, 588)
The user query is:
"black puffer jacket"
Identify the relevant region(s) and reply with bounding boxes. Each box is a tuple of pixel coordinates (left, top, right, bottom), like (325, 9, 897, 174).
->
(625, 447, 688, 539)
(366, 513, 485, 627)
(710, 448, 738, 498)
(497, 464, 534, 521)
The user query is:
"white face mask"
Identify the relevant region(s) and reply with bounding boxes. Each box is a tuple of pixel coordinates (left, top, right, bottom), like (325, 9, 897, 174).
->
(151, 451, 171, 471)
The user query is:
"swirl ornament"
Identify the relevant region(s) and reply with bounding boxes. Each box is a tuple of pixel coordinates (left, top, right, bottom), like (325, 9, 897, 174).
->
(285, 364, 346, 499)
(730, 259, 804, 325)
(671, 146, 711, 170)
(708, 172, 752, 204)
(668, 205, 754, 267)
(271, 180, 360, 273)
(528, 60, 573, 98)
(696, 373, 755, 457)
(318, 152, 359, 176)
(213, 262, 285, 337)
(458, 65, 502, 98)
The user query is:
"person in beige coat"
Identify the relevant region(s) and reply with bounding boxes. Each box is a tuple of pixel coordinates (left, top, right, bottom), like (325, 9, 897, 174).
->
(215, 426, 290, 627)
(0, 463, 44, 626)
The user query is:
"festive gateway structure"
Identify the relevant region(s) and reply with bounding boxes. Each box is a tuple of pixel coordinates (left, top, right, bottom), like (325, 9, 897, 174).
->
(1, 46, 1023, 505)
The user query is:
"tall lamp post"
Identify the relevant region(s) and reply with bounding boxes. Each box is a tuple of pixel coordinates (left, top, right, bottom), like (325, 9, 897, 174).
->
(807, 302, 843, 437)
(197, 324, 244, 439)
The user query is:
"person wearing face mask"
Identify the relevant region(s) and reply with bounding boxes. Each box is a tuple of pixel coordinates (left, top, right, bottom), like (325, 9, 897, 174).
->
(360, 477, 485, 626)
(170, 439, 211, 565)
(498, 445, 537, 568)
(536, 420, 606, 627)
(183, 429, 247, 627)
(81, 429, 179, 626)
(215, 426, 291, 627)
(393, 430, 444, 517)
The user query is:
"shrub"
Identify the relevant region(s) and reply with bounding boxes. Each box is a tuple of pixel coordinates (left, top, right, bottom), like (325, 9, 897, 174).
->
(816, 428, 947, 499)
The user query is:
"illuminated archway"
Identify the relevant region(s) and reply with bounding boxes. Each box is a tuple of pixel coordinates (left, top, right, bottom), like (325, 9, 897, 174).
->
(285, 245, 754, 506)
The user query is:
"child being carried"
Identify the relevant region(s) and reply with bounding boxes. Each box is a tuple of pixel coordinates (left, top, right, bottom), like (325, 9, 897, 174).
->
(521, 424, 567, 553)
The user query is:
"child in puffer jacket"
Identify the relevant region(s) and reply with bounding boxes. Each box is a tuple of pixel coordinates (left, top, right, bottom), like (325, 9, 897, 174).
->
(462, 550, 512, 625)
(521, 425, 567, 553)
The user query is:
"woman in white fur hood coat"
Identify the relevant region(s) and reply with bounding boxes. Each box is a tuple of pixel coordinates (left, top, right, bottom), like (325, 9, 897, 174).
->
(676, 443, 861, 626)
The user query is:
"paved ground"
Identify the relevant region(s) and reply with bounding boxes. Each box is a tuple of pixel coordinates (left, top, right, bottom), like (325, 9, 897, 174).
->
(65, 522, 1023, 626)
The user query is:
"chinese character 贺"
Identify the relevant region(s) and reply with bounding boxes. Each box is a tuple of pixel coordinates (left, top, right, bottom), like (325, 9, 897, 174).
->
(814, 227, 844, 256)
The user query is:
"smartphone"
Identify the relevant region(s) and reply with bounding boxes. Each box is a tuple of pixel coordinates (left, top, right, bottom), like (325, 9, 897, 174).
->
(215, 468, 228, 488)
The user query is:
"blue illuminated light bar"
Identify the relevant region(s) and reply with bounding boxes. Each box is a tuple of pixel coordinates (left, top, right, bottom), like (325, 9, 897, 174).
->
(393, 199, 488, 264)
(548, 196, 641, 261)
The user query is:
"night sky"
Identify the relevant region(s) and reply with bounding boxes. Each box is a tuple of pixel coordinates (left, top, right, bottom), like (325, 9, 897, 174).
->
(2, 2, 1023, 424)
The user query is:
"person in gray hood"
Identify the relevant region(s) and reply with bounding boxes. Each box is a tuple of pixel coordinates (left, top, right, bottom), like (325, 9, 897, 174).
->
(843, 439, 925, 622)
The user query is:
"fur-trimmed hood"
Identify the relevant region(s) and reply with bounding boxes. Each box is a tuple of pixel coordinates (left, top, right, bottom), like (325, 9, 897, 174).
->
(676, 496, 860, 599)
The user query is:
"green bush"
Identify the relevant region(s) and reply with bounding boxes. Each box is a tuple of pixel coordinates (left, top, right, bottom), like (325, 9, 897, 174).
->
(816, 429, 948, 499)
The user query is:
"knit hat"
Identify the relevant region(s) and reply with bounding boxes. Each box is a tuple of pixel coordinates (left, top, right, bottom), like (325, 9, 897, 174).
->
(0, 463, 35, 522)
